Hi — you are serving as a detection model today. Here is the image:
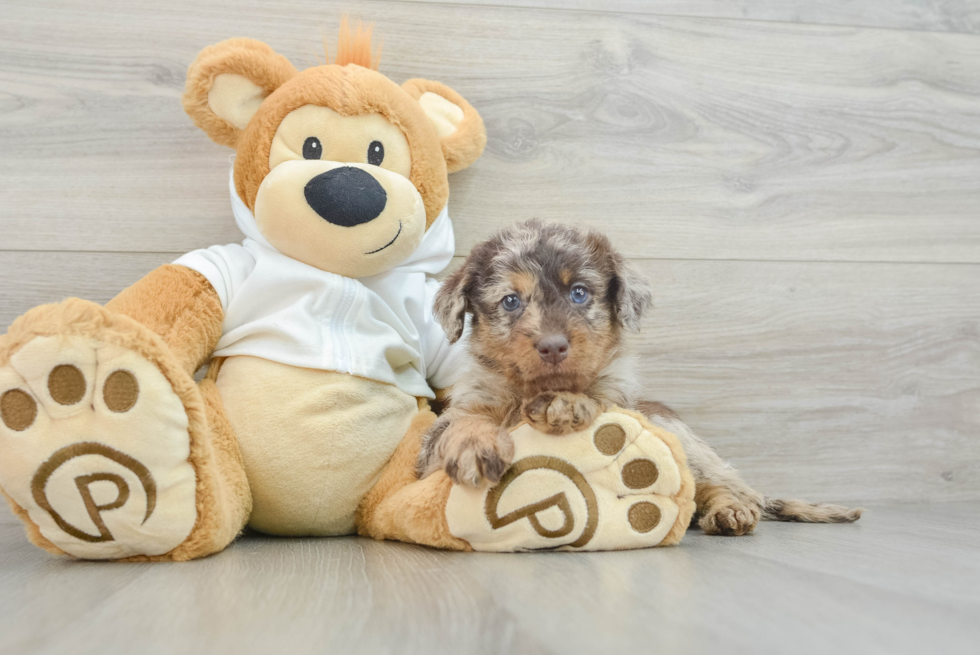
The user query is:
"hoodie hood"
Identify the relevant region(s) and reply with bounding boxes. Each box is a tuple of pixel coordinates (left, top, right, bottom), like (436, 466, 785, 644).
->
(173, 167, 462, 398)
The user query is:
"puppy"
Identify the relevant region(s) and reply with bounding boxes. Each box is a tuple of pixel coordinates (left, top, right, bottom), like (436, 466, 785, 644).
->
(418, 220, 861, 536)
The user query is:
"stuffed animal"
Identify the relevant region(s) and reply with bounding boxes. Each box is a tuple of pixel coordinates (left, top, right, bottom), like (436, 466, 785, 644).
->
(0, 22, 694, 560)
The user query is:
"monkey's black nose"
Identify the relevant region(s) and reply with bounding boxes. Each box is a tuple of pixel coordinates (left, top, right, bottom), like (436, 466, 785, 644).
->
(536, 335, 569, 365)
(304, 167, 387, 227)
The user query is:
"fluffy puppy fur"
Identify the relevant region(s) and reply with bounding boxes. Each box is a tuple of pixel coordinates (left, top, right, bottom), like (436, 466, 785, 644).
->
(418, 220, 862, 536)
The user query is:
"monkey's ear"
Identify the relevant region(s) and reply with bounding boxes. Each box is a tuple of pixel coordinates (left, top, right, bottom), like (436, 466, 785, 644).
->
(434, 261, 474, 343)
(183, 38, 298, 148)
(402, 79, 487, 173)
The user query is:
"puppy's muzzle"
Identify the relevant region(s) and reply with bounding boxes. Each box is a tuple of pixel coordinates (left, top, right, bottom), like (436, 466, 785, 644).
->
(304, 166, 387, 227)
(536, 335, 569, 365)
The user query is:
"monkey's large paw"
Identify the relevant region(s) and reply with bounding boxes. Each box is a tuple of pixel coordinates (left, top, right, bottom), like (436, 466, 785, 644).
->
(444, 409, 695, 551)
(0, 325, 198, 560)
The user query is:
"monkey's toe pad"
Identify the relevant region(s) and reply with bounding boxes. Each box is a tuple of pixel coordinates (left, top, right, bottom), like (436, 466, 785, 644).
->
(445, 408, 695, 552)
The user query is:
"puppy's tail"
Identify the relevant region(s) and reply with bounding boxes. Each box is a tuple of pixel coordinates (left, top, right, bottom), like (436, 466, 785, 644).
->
(762, 497, 863, 523)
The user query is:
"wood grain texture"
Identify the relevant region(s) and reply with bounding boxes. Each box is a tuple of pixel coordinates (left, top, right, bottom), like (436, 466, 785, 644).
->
(2, 252, 977, 504)
(631, 258, 980, 505)
(1, 503, 978, 655)
(406, 0, 980, 35)
(0, 252, 177, 326)
(2, 0, 980, 261)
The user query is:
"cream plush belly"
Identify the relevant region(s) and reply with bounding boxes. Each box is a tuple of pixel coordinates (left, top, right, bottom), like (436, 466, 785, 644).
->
(215, 356, 418, 536)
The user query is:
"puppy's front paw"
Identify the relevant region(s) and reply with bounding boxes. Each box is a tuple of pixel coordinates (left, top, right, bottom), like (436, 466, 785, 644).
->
(699, 500, 761, 536)
(439, 418, 515, 487)
(523, 392, 604, 435)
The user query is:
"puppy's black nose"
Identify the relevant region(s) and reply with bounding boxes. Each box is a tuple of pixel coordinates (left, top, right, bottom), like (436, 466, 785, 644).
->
(304, 167, 387, 227)
(536, 335, 569, 365)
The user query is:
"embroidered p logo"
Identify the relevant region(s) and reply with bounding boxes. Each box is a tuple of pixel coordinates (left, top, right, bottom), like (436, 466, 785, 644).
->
(484, 455, 599, 549)
(31, 442, 157, 543)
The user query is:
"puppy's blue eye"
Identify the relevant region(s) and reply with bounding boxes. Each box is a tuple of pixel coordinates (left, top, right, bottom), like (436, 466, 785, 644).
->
(502, 294, 521, 311)
(570, 285, 589, 304)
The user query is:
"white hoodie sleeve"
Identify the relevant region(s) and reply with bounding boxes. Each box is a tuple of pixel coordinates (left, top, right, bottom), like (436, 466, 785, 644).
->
(421, 277, 468, 390)
(173, 244, 257, 311)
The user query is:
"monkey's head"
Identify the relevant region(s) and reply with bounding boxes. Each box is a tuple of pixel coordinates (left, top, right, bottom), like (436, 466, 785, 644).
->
(183, 22, 485, 278)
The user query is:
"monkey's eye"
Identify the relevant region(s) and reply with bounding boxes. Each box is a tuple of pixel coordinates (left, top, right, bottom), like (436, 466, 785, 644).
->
(570, 284, 589, 304)
(368, 141, 385, 166)
(501, 294, 521, 311)
(303, 137, 322, 160)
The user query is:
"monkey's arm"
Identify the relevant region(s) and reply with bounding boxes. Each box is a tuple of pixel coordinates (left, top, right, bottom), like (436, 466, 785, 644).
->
(105, 264, 224, 376)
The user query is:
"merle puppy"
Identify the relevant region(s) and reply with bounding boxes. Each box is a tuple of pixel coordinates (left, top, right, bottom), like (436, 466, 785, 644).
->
(417, 220, 861, 535)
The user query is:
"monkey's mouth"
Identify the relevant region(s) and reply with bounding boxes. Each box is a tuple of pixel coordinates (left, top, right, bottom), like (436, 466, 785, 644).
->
(365, 221, 402, 255)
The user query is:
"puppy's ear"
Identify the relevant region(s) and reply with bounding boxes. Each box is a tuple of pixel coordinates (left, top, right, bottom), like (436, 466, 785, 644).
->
(434, 263, 473, 343)
(612, 259, 652, 330)
(588, 231, 652, 331)
(183, 38, 298, 148)
(402, 79, 487, 173)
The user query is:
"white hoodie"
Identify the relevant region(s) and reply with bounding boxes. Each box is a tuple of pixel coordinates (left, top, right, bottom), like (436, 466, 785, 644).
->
(174, 168, 461, 399)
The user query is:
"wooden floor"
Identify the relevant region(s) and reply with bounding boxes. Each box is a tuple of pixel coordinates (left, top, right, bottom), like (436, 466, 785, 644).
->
(1, 0, 979, 652)
(1, 503, 978, 655)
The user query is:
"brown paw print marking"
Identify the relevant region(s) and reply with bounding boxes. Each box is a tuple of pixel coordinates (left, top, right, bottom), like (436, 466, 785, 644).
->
(592, 422, 664, 533)
(593, 423, 626, 455)
(622, 458, 659, 489)
(1, 389, 37, 431)
(628, 502, 662, 533)
(623, 460, 661, 532)
(594, 422, 660, 489)
(103, 370, 139, 413)
(48, 364, 86, 405)
(12, 366, 149, 543)
(1, 367, 140, 432)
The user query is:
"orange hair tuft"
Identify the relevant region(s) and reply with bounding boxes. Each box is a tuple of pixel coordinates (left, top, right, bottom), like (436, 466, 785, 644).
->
(325, 16, 382, 70)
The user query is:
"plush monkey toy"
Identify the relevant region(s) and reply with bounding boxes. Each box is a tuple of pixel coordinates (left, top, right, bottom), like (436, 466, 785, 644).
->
(0, 24, 693, 560)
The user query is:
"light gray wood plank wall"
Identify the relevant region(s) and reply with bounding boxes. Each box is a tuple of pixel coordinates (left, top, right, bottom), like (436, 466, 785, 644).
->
(401, 0, 980, 35)
(3, 1, 980, 262)
(1, 0, 977, 506)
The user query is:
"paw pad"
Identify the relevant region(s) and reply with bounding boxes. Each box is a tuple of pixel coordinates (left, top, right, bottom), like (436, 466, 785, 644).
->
(0, 335, 197, 559)
(627, 501, 661, 533)
(593, 423, 625, 455)
(103, 370, 139, 413)
(48, 364, 86, 405)
(446, 410, 693, 551)
(622, 458, 659, 489)
(1, 389, 37, 431)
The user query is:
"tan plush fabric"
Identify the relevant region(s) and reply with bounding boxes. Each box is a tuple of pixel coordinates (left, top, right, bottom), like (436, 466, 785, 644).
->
(418, 92, 464, 138)
(231, 62, 451, 227)
(183, 38, 298, 148)
(357, 404, 471, 551)
(184, 36, 487, 228)
(105, 264, 223, 374)
(0, 299, 250, 561)
(253, 160, 426, 277)
(401, 79, 487, 174)
(215, 356, 418, 536)
(444, 408, 696, 551)
(208, 74, 269, 132)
